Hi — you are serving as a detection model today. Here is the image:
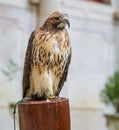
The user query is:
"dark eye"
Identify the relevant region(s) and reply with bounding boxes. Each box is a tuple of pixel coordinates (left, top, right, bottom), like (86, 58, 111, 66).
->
(55, 17, 59, 20)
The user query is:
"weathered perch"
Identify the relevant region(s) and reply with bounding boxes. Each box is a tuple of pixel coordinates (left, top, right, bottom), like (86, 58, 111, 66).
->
(18, 97, 70, 130)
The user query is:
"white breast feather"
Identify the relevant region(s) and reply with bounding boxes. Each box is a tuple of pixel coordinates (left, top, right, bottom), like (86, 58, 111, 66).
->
(53, 40, 60, 53)
(31, 67, 53, 97)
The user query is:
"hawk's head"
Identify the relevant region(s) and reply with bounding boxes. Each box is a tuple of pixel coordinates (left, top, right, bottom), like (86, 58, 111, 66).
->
(42, 11, 70, 30)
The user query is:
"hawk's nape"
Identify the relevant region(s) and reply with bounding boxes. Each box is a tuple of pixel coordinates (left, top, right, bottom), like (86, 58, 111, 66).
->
(22, 11, 71, 100)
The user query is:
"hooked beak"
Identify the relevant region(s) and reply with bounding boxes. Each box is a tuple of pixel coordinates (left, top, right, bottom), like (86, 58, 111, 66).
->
(63, 14, 70, 28)
(65, 19, 70, 28)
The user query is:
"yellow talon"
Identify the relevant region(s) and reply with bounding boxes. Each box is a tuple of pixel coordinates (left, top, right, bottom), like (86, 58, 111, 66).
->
(48, 95, 56, 99)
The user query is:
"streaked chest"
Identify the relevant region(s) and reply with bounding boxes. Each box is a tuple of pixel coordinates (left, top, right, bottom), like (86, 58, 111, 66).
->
(32, 30, 70, 66)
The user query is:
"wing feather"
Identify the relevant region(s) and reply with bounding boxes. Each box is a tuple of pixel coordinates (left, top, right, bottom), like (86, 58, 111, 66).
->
(22, 31, 35, 97)
(57, 48, 71, 96)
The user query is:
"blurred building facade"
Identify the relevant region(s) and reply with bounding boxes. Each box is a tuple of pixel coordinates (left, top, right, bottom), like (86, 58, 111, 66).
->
(0, 0, 119, 130)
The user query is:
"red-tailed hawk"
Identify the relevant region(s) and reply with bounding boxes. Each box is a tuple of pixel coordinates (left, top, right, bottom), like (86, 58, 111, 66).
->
(22, 11, 71, 100)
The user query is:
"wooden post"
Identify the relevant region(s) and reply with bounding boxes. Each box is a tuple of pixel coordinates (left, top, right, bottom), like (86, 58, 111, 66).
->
(18, 97, 70, 130)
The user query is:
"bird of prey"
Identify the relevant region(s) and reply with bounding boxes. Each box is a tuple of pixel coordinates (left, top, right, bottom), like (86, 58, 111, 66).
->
(22, 11, 71, 100)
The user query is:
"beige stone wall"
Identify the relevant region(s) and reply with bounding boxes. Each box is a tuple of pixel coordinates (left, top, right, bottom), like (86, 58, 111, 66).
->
(0, 0, 118, 130)
(0, 1, 36, 129)
(62, 1, 116, 130)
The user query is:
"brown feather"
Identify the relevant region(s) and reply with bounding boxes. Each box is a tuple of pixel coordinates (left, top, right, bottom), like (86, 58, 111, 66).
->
(22, 31, 35, 97)
(56, 48, 71, 96)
